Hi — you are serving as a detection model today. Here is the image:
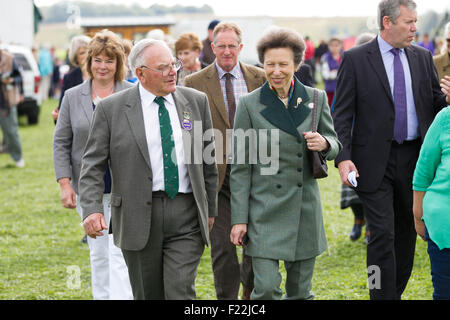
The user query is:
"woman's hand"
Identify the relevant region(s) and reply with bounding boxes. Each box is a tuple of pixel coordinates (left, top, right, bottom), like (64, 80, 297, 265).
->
(230, 224, 247, 246)
(441, 75, 450, 104)
(52, 108, 59, 121)
(303, 131, 329, 152)
(58, 178, 76, 209)
(414, 217, 426, 241)
(413, 191, 426, 241)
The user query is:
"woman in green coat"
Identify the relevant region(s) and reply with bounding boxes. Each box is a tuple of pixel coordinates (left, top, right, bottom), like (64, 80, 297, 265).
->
(230, 27, 342, 300)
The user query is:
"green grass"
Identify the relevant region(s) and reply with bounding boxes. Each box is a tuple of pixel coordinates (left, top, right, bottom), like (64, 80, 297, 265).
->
(0, 99, 433, 300)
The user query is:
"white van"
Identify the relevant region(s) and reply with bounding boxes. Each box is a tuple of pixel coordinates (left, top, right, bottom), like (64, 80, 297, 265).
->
(1, 43, 41, 124)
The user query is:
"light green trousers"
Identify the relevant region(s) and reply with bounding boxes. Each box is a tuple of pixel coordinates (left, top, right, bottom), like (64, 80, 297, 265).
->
(251, 256, 316, 300)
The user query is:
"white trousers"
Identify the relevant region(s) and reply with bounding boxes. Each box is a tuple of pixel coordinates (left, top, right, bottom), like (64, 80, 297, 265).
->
(77, 194, 133, 300)
(39, 75, 51, 101)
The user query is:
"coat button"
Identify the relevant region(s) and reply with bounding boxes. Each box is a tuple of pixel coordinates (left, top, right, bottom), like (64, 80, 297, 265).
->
(277, 170, 282, 174)
(298, 183, 302, 188)
(298, 152, 302, 158)
(297, 168, 302, 172)
(147, 201, 152, 205)
(276, 184, 282, 189)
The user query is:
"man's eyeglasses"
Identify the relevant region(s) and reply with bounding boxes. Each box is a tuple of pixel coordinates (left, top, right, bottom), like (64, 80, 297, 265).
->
(215, 44, 239, 51)
(140, 60, 182, 77)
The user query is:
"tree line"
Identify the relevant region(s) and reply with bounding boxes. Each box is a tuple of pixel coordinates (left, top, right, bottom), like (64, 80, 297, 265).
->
(39, 1, 214, 23)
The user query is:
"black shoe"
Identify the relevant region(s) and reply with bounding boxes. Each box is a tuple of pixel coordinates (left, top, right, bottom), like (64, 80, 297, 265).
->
(81, 235, 88, 244)
(349, 224, 363, 241)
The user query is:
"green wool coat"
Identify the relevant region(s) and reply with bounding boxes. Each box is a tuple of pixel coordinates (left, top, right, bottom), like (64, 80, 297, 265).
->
(230, 79, 342, 262)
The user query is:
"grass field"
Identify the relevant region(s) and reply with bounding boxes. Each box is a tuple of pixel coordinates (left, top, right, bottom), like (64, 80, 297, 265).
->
(0, 98, 433, 300)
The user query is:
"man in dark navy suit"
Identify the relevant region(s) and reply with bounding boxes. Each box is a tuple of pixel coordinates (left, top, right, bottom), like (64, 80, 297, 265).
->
(333, 0, 449, 300)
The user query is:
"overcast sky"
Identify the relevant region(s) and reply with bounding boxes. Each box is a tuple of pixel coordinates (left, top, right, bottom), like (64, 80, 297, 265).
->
(34, 0, 448, 17)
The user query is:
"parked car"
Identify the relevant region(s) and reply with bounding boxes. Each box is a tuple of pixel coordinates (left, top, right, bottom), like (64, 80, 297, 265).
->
(1, 43, 41, 124)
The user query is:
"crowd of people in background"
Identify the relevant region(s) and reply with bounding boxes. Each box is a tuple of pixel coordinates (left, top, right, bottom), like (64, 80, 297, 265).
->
(2, 0, 450, 302)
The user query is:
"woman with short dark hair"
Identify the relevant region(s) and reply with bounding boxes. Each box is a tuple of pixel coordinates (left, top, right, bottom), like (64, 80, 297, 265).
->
(230, 27, 341, 300)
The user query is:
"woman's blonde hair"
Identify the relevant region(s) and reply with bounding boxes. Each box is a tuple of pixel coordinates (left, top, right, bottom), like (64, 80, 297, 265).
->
(122, 39, 133, 56)
(85, 29, 126, 81)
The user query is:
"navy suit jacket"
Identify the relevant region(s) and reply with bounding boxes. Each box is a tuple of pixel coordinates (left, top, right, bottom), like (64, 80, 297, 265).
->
(333, 37, 447, 192)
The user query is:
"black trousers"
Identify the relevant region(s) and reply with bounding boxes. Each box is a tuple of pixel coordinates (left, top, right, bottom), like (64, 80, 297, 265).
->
(356, 139, 420, 300)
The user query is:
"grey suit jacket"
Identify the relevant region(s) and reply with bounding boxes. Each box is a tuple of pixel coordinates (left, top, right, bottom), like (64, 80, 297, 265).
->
(53, 79, 133, 194)
(78, 85, 218, 251)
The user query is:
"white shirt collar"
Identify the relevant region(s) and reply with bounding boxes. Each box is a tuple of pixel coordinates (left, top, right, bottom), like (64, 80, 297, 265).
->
(138, 83, 175, 106)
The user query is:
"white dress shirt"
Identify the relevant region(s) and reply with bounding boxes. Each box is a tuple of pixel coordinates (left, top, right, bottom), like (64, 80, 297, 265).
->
(139, 84, 192, 193)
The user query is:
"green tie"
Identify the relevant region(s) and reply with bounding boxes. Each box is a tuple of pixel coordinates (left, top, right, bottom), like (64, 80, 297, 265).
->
(155, 96, 179, 199)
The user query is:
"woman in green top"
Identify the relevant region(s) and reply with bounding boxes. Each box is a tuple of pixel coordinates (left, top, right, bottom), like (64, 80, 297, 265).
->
(413, 105, 450, 300)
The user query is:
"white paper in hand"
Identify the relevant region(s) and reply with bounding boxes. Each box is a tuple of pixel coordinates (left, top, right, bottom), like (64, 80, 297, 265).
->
(348, 171, 358, 187)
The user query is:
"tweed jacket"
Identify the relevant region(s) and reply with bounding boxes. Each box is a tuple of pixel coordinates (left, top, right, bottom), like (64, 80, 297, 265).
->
(433, 52, 450, 83)
(184, 61, 266, 191)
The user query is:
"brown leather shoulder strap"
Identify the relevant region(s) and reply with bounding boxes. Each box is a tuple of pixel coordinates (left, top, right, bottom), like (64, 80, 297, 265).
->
(312, 88, 319, 132)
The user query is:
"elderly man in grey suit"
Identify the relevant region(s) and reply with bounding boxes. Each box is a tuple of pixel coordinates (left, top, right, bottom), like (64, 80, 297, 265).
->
(184, 21, 266, 300)
(78, 39, 218, 300)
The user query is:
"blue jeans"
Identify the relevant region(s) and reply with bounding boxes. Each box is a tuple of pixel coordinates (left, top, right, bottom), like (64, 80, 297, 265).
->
(425, 228, 450, 300)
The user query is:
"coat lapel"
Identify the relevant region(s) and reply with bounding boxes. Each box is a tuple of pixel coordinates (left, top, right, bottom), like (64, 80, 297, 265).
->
(171, 89, 196, 180)
(82, 80, 130, 125)
(241, 61, 264, 92)
(259, 78, 311, 139)
(366, 38, 394, 107)
(80, 80, 94, 125)
(124, 85, 152, 171)
(204, 64, 231, 128)
(171, 89, 193, 131)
